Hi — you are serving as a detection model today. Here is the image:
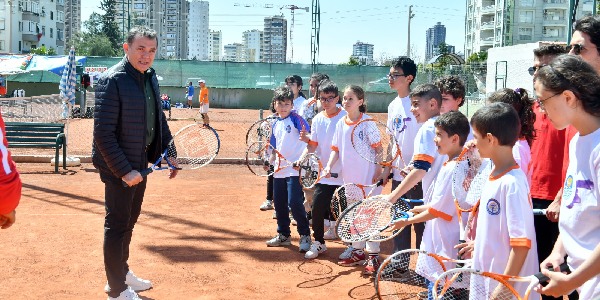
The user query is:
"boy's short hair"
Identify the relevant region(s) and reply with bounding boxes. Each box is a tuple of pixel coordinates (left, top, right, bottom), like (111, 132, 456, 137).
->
(434, 111, 470, 146)
(434, 76, 466, 107)
(409, 84, 442, 109)
(273, 86, 294, 102)
(318, 80, 338, 96)
(471, 102, 520, 147)
(391, 56, 417, 85)
(533, 44, 567, 58)
(285, 75, 303, 87)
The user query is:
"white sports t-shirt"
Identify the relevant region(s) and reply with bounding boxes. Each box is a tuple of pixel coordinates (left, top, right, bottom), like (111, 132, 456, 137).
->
(331, 113, 381, 194)
(309, 108, 346, 186)
(270, 112, 309, 178)
(559, 128, 600, 299)
(387, 95, 422, 181)
(472, 166, 539, 299)
(412, 117, 445, 203)
(293, 96, 308, 118)
(300, 97, 317, 123)
(419, 159, 462, 279)
(513, 138, 532, 185)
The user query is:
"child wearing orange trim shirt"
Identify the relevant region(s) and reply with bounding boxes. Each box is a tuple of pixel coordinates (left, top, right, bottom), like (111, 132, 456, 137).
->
(470, 102, 539, 299)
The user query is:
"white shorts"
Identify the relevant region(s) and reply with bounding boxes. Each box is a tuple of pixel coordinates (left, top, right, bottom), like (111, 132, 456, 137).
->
(187, 96, 193, 101)
(199, 103, 209, 113)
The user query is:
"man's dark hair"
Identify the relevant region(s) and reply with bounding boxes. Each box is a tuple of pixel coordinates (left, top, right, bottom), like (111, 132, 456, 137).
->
(434, 111, 471, 146)
(318, 80, 338, 97)
(310, 72, 329, 82)
(409, 84, 442, 108)
(126, 26, 157, 44)
(533, 44, 567, 58)
(574, 15, 600, 48)
(471, 102, 520, 147)
(391, 56, 417, 85)
(434, 76, 466, 107)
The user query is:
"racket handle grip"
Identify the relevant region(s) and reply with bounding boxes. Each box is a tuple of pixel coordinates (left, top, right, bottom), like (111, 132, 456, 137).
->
(457, 239, 467, 264)
(330, 173, 338, 178)
(532, 209, 546, 215)
(535, 262, 571, 284)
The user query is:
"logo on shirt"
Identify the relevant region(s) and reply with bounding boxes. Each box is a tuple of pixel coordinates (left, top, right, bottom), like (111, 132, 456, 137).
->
(392, 116, 411, 133)
(566, 179, 594, 209)
(562, 175, 574, 200)
(285, 124, 291, 133)
(486, 199, 501, 215)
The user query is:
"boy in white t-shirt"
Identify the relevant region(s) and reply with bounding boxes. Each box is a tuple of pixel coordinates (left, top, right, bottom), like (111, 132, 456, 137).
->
(384, 84, 445, 209)
(470, 102, 539, 299)
(299, 80, 347, 259)
(265, 87, 312, 254)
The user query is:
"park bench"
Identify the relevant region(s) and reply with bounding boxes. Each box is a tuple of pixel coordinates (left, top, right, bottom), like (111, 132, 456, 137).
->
(4, 122, 67, 173)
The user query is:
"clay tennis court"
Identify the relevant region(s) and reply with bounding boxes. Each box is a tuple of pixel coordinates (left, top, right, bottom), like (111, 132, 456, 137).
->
(1, 107, 406, 299)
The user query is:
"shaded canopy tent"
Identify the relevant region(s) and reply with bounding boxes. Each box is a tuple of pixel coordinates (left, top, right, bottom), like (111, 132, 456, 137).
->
(0, 54, 87, 84)
(427, 53, 466, 65)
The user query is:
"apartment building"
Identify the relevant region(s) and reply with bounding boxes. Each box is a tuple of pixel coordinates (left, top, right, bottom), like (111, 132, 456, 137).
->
(208, 30, 222, 61)
(262, 15, 287, 63)
(187, 0, 209, 60)
(243, 29, 262, 62)
(351, 41, 374, 65)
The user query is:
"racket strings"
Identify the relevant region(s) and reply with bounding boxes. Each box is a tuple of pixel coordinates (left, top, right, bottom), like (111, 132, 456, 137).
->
(435, 270, 518, 300)
(170, 125, 219, 169)
(246, 118, 274, 145)
(298, 154, 320, 188)
(352, 119, 398, 166)
(245, 142, 271, 176)
(337, 199, 392, 242)
(376, 250, 446, 299)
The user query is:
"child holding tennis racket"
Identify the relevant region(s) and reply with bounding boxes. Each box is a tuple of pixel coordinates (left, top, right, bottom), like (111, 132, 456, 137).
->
(533, 55, 600, 299)
(265, 86, 312, 253)
(298, 80, 347, 259)
(469, 102, 539, 298)
(488, 87, 536, 184)
(323, 85, 383, 276)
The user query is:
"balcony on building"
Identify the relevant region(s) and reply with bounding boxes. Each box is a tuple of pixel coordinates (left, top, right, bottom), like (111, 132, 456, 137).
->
(543, 26, 565, 40)
(480, 35, 494, 46)
(481, 20, 495, 30)
(543, 10, 566, 25)
(481, 5, 495, 15)
(543, 0, 567, 8)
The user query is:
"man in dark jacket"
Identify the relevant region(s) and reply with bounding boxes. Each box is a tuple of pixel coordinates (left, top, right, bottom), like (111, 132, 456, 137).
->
(93, 26, 176, 300)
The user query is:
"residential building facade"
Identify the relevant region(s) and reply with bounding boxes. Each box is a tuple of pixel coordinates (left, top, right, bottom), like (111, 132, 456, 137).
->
(64, 0, 80, 48)
(243, 29, 262, 62)
(262, 15, 287, 63)
(0, 0, 66, 54)
(426, 22, 446, 62)
(208, 30, 222, 61)
(465, 0, 594, 58)
(187, 0, 208, 60)
(351, 41, 374, 65)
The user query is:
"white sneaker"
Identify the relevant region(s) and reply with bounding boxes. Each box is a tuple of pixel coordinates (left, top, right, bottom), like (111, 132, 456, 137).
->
(338, 245, 355, 260)
(104, 271, 152, 293)
(266, 233, 291, 247)
(107, 286, 141, 300)
(299, 235, 312, 252)
(305, 241, 327, 259)
(260, 199, 274, 211)
(323, 225, 337, 240)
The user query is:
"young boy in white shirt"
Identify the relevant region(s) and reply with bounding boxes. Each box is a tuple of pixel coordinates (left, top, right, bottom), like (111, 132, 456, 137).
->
(470, 102, 539, 299)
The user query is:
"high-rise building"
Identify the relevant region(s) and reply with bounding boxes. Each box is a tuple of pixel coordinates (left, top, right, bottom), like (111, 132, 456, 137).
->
(224, 43, 244, 62)
(0, 0, 66, 54)
(426, 22, 446, 62)
(243, 29, 262, 62)
(464, 0, 593, 58)
(114, 0, 132, 41)
(208, 30, 222, 61)
(262, 15, 287, 63)
(64, 0, 81, 48)
(187, 0, 209, 60)
(146, 0, 189, 59)
(351, 41, 374, 65)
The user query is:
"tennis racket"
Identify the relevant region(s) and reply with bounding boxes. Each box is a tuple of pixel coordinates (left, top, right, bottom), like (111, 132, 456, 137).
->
(433, 263, 570, 300)
(297, 153, 338, 188)
(122, 123, 220, 187)
(330, 173, 394, 222)
(336, 196, 424, 243)
(245, 116, 277, 145)
(375, 249, 471, 300)
(245, 142, 296, 177)
(369, 198, 424, 242)
(351, 118, 406, 171)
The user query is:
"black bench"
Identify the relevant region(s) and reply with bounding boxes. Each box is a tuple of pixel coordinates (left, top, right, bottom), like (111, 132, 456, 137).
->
(4, 122, 67, 172)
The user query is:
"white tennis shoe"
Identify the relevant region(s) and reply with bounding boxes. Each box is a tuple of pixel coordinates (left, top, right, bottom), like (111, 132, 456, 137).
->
(107, 286, 141, 300)
(105, 271, 152, 293)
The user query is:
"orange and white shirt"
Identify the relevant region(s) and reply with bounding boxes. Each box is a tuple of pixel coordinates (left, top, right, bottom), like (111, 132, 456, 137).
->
(0, 111, 22, 215)
(559, 128, 600, 299)
(309, 108, 346, 186)
(387, 95, 421, 181)
(472, 166, 539, 299)
(331, 113, 380, 193)
(412, 116, 445, 203)
(418, 159, 461, 281)
(513, 138, 531, 185)
(199, 87, 209, 104)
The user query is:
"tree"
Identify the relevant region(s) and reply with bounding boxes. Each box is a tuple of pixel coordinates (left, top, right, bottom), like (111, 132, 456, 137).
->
(466, 51, 488, 64)
(30, 45, 57, 55)
(99, 0, 122, 52)
(83, 12, 103, 36)
(69, 32, 117, 57)
(342, 56, 360, 66)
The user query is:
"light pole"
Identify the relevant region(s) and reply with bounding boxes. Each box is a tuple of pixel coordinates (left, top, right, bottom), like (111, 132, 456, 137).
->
(407, 5, 415, 57)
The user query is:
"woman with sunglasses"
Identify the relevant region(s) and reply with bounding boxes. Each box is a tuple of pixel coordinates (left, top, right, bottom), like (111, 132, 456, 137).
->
(533, 54, 600, 299)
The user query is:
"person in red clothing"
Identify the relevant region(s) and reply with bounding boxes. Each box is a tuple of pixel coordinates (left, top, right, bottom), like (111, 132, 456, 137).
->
(529, 44, 567, 300)
(0, 110, 22, 229)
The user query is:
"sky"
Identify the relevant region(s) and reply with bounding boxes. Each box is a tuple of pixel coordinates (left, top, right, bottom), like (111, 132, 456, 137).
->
(80, 0, 466, 64)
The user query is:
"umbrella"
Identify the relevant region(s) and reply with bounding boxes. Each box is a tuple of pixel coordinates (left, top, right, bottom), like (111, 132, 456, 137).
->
(59, 47, 77, 118)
